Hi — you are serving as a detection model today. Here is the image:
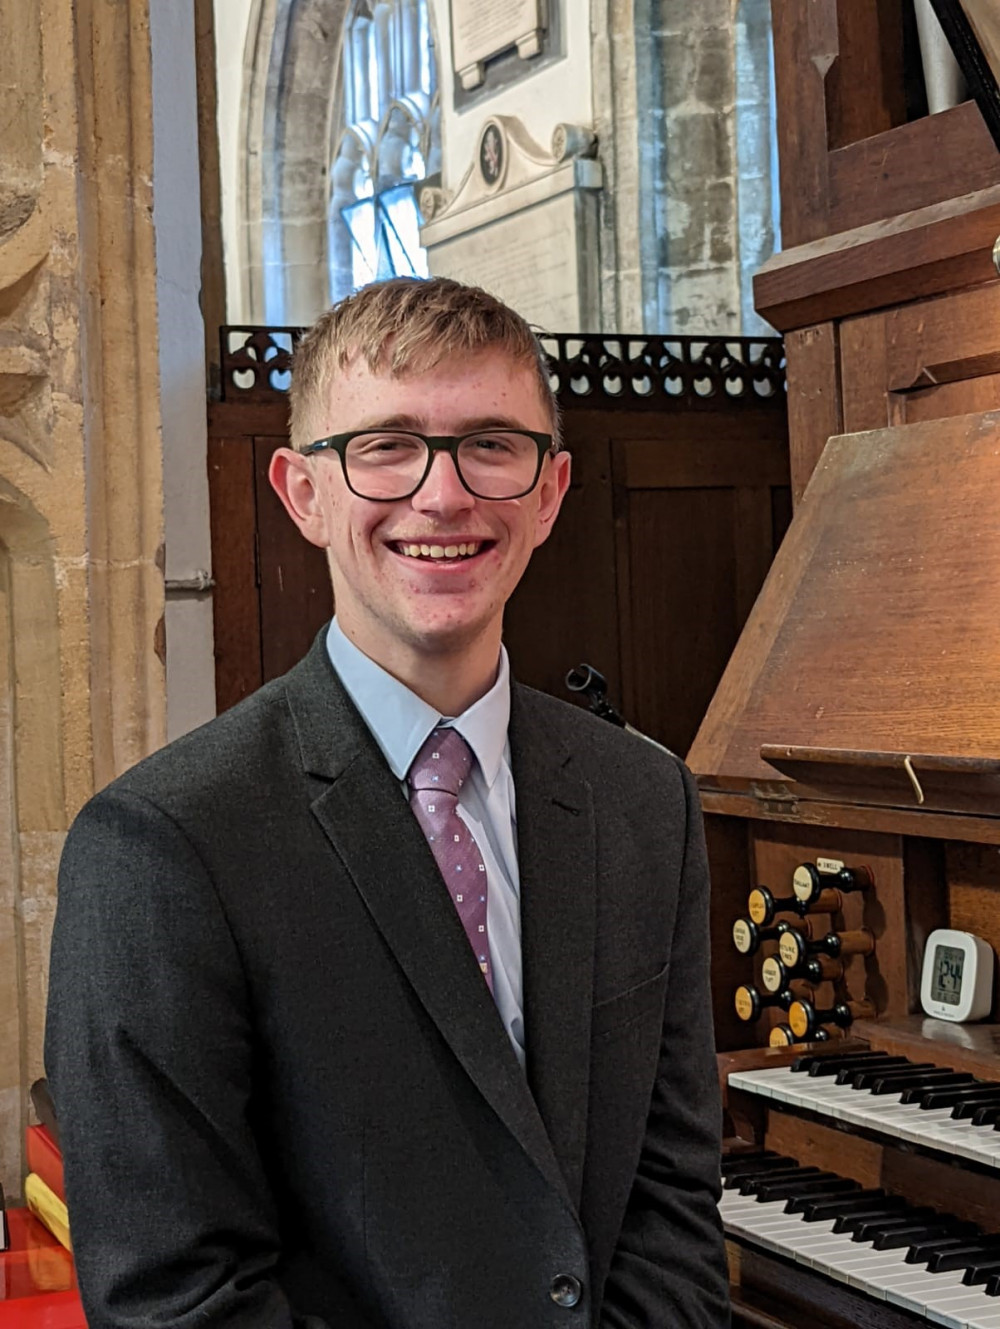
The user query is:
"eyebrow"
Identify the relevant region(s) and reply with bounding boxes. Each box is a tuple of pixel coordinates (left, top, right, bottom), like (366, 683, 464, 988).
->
(353, 414, 540, 433)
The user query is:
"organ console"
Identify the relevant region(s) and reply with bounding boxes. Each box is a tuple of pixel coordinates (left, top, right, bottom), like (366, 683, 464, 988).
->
(686, 6, 1000, 1320)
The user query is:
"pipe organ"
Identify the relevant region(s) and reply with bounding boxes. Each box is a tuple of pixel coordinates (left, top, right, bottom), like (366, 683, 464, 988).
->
(689, 5, 1000, 1325)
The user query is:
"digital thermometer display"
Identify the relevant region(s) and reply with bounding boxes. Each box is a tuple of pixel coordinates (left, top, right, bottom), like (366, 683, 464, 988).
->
(930, 944, 964, 1006)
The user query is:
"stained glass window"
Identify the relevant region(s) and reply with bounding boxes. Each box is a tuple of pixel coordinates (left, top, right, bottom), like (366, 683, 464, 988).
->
(330, 0, 440, 297)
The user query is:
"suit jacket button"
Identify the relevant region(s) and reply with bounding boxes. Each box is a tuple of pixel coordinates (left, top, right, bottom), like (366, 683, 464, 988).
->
(549, 1274, 582, 1308)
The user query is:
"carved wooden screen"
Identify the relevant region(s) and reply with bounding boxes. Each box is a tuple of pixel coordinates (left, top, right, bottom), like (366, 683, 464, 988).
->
(208, 330, 789, 756)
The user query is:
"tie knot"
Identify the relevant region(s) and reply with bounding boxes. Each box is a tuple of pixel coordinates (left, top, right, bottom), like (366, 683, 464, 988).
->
(408, 727, 473, 796)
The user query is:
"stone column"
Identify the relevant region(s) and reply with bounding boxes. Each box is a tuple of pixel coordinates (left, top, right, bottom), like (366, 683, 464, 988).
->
(0, 0, 167, 1200)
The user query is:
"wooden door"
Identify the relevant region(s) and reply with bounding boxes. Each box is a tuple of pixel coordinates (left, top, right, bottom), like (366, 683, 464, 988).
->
(505, 411, 790, 756)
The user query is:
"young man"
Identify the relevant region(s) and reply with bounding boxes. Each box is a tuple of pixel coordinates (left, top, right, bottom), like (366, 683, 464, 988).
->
(46, 278, 729, 1328)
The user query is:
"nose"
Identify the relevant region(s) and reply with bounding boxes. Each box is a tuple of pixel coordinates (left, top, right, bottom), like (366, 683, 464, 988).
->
(410, 448, 475, 515)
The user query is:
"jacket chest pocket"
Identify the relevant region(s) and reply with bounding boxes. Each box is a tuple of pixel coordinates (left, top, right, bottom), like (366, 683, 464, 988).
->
(591, 961, 669, 1042)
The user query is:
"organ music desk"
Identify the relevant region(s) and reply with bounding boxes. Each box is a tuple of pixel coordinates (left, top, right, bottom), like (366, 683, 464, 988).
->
(688, 411, 1000, 1329)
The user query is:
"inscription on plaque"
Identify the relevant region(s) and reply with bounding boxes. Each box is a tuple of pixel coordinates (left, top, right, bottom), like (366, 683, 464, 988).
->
(451, 0, 546, 90)
(428, 193, 589, 330)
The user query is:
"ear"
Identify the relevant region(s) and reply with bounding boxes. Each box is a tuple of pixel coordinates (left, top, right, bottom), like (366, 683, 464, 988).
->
(531, 449, 572, 550)
(268, 447, 332, 548)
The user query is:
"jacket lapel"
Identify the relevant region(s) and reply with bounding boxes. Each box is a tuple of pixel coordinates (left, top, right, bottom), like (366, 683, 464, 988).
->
(511, 684, 596, 1211)
(281, 637, 572, 1210)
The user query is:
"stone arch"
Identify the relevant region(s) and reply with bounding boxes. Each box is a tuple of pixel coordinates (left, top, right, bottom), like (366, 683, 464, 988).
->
(241, 0, 351, 323)
(240, 0, 443, 323)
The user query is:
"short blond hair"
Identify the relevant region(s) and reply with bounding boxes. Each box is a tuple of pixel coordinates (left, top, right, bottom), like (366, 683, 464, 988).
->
(289, 277, 560, 452)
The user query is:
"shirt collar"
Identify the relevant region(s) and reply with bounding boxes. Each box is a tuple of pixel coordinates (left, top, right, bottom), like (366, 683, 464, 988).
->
(326, 619, 510, 787)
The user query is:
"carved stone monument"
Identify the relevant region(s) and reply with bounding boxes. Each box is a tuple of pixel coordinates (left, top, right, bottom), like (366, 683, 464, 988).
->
(420, 116, 602, 331)
(451, 0, 547, 90)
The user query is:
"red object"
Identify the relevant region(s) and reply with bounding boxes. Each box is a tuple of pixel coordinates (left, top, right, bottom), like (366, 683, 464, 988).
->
(25, 1127, 65, 1203)
(0, 1210, 85, 1327)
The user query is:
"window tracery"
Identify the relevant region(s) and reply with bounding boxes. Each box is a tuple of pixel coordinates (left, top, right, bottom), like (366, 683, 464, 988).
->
(330, 0, 440, 297)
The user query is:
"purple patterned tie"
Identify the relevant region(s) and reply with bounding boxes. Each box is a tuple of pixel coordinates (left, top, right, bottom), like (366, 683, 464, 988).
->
(408, 727, 493, 993)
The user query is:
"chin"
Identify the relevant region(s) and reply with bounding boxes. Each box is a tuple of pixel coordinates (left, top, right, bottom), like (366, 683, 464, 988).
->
(403, 611, 496, 656)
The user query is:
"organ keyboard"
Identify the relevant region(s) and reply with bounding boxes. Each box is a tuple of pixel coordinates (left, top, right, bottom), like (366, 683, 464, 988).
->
(729, 1050, 1000, 1173)
(720, 1153, 1000, 1328)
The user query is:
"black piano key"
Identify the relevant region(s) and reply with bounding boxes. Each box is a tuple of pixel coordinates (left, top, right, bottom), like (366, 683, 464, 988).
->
(791, 1050, 889, 1074)
(833, 1199, 915, 1234)
(986, 1271, 1000, 1296)
(800, 1189, 889, 1222)
(756, 1171, 845, 1203)
(920, 1081, 1000, 1106)
(915, 1082, 1000, 1111)
(851, 1062, 936, 1090)
(874, 1221, 969, 1251)
(870, 1067, 961, 1095)
(906, 1234, 984, 1264)
(951, 1088, 1000, 1119)
(784, 1179, 861, 1214)
(835, 1202, 921, 1236)
(927, 1237, 1000, 1274)
(833, 1056, 912, 1084)
(851, 1209, 937, 1244)
(971, 1103, 1000, 1126)
(898, 1073, 976, 1104)
(721, 1152, 793, 1183)
(738, 1166, 823, 1196)
(962, 1258, 1000, 1286)
(802, 1053, 902, 1079)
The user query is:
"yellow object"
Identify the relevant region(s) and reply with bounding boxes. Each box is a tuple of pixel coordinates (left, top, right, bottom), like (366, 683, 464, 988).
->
(24, 1171, 72, 1251)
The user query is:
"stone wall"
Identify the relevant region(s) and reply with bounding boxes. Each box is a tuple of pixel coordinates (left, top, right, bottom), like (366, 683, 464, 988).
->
(619, 0, 778, 335)
(0, 0, 168, 1200)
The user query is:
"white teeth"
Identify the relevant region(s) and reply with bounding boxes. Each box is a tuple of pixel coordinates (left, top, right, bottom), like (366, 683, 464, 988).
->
(398, 541, 481, 559)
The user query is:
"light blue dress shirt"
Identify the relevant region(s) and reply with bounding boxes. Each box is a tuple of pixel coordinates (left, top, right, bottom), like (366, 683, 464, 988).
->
(326, 620, 526, 1066)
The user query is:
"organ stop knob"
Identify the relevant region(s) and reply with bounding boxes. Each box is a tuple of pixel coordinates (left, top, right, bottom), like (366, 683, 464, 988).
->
(792, 861, 872, 907)
(734, 984, 793, 1023)
(788, 996, 877, 1040)
(778, 927, 875, 970)
(760, 952, 845, 994)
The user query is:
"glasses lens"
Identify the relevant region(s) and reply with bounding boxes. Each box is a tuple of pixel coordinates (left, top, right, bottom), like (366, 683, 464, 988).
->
(343, 431, 544, 500)
(456, 432, 541, 499)
(344, 433, 429, 499)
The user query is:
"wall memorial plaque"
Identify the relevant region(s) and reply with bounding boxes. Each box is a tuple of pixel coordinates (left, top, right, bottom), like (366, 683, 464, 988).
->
(451, 0, 546, 90)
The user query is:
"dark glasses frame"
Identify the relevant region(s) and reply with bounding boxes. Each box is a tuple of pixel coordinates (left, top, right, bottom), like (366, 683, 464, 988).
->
(302, 429, 555, 501)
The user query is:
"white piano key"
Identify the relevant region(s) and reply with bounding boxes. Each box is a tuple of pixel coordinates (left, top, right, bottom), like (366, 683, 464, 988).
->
(962, 1311, 1000, 1329)
(924, 1290, 1000, 1329)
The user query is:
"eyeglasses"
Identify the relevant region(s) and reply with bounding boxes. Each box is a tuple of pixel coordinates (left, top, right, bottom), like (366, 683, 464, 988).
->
(302, 429, 554, 502)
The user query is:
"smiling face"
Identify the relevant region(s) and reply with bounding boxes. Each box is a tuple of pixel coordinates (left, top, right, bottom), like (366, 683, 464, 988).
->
(270, 348, 571, 705)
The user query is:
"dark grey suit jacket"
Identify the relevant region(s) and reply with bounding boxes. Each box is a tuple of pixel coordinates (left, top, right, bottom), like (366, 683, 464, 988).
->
(45, 631, 728, 1329)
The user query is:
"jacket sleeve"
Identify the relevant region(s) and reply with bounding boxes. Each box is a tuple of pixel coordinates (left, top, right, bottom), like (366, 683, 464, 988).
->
(599, 759, 730, 1328)
(44, 788, 332, 1329)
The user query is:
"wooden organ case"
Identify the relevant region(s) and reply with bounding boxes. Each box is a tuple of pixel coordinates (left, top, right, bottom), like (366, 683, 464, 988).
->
(688, 4, 1000, 1326)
